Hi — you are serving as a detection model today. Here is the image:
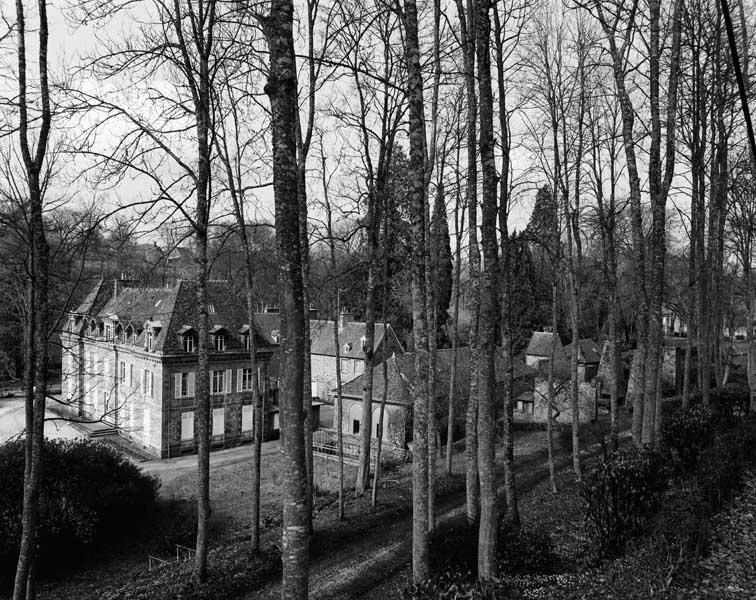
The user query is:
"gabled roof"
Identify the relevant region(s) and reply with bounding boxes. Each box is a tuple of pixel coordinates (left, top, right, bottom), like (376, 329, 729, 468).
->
(337, 347, 535, 406)
(72, 280, 275, 355)
(74, 279, 112, 316)
(525, 331, 564, 359)
(565, 338, 601, 364)
(255, 314, 404, 359)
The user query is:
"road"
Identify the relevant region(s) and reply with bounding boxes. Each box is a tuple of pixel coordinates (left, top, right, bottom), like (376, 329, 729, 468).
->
(0, 397, 81, 443)
(140, 438, 282, 486)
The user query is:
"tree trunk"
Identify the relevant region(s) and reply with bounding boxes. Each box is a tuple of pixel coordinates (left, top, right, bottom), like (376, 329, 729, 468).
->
(475, 0, 499, 579)
(455, 0, 480, 526)
(402, 0, 431, 582)
(494, 3, 518, 524)
(12, 0, 52, 595)
(262, 2, 310, 595)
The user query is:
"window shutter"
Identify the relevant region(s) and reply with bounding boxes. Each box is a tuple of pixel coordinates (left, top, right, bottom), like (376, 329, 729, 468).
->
(188, 372, 195, 397)
(237, 369, 243, 392)
(175, 373, 181, 398)
(225, 369, 232, 393)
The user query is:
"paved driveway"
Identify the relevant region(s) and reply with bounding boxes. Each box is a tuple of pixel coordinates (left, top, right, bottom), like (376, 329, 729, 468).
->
(140, 439, 282, 486)
(0, 397, 82, 443)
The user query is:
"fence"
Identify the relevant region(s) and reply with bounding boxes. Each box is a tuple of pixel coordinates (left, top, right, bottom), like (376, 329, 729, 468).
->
(312, 428, 406, 464)
(147, 544, 196, 571)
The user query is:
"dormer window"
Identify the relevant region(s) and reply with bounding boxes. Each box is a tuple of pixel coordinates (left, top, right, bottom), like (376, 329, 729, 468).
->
(214, 334, 226, 351)
(271, 329, 281, 344)
(144, 320, 162, 352)
(343, 343, 352, 353)
(105, 323, 113, 342)
(115, 324, 123, 343)
(360, 336, 367, 352)
(178, 325, 197, 353)
(239, 325, 251, 350)
(210, 325, 227, 351)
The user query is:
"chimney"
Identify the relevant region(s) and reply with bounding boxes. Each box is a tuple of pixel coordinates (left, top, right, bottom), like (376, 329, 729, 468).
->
(113, 279, 119, 299)
(309, 305, 318, 319)
(339, 308, 354, 331)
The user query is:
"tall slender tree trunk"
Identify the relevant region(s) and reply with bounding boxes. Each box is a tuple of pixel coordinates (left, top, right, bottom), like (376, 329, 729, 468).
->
(13, 0, 52, 595)
(493, 5, 518, 523)
(455, 0, 480, 525)
(547, 283, 558, 494)
(402, 0, 431, 582)
(262, 2, 310, 595)
(321, 147, 345, 520)
(475, 0, 499, 579)
(446, 156, 464, 474)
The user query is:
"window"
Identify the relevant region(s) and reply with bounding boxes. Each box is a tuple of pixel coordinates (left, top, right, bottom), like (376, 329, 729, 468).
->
(243, 333, 250, 350)
(142, 369, 153, 396)
(212, 407, 225, 438)
(340, 358, 350, 374)
(146, 330, 154, 351)
(105, 324, 113, 341)
(352, 419, 360, 435)
(119, 362, 126, 383)
(181, 412, 194, 442)
(516, 400, 534, 414)
(242, 405, 254, 433)
(239, 368, 254, 391)
(213, 334, 226, 351)
(174, 372, 195, 398)
(129, 364, 134, 387)
(183, 335, 195, 352)
(360, 336, 367, 352)
(212, 370, 225, 395)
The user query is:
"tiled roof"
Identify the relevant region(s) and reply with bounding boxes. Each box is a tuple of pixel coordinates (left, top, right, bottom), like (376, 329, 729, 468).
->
(74, 279, 112, 316)
(255, 314, 402, 359)
(73, 280, 275, 354)
(565, 338, 601, 364)
(525, 331, 564, 359)
(337, 347, 535, 406)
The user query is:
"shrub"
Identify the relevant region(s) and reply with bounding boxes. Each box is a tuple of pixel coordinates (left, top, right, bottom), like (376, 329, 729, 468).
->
(0, 438, 159, 574)
(647, 485, 710, 559)
(581, 447, 666, 557)
(709, 385, 748, 427)
(695, 426, 756, 512)
(497, 524, 557, 575)
(429, 523, 478, 573)
(100, 546, 281, 600)
(661, 403, 714, 472)
(401, 571, 506, 600)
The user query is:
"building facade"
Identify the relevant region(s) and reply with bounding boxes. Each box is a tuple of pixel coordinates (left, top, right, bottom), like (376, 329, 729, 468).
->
(255, 309, 405, 401)
(60, 279, 277, 458)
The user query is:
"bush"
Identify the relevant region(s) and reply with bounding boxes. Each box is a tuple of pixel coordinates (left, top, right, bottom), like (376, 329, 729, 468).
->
(647, 485, 710, 559)
(709, 385, 748, 427)
(661, 403, 714, 472)
(0, 438, 159, 574)
(100, 546, 281, 600)
(497, 524, 556, 575)
(429, 523, 478, 573)
(581, 447, 666, 557)
(401, 571, 506, 600)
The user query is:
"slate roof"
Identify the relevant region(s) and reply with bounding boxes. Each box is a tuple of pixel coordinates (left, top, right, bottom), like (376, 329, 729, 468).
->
(564, 338, 602, 364)
(73, 280, 275, 355)
(525, 331, 565, 360)
(255, 314, 403, 359)
(337, 347, 535, 406)
(74, 279, 112, 316)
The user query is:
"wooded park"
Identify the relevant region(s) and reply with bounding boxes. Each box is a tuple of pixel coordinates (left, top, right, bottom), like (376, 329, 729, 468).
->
(3, 0, 756, 598)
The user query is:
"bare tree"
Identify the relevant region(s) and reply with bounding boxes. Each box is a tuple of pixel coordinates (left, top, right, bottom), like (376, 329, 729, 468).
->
(9, 0, 53, 595)
(259, 0, 310, 595)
